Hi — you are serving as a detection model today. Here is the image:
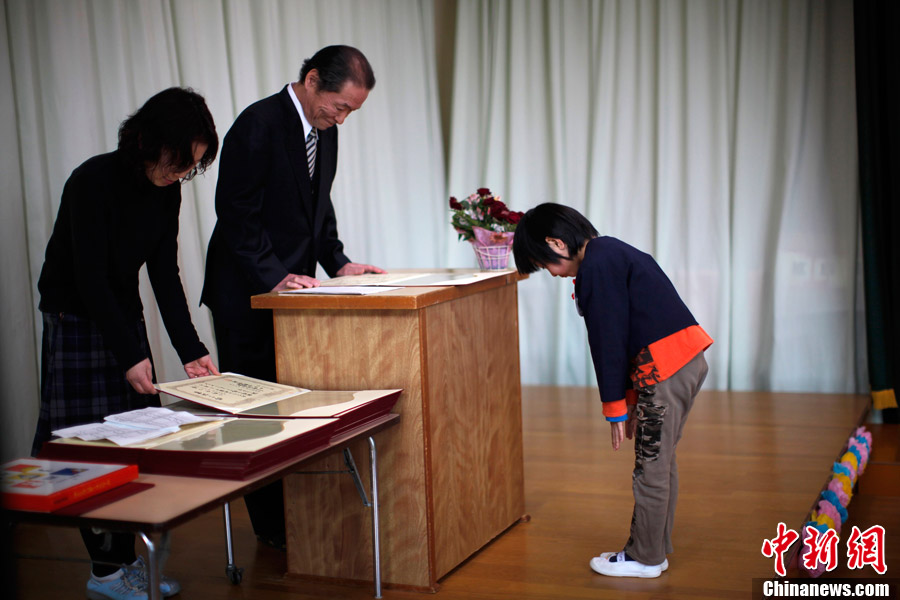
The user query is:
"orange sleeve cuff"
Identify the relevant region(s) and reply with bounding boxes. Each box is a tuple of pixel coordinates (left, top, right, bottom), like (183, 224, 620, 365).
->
(602, 398, 628, 419)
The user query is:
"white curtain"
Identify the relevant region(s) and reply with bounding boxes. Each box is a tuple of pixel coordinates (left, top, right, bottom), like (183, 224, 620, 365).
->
(1, 0, 446, 460)
(1, 0, 866, 460)
(447, 0, 866, 394)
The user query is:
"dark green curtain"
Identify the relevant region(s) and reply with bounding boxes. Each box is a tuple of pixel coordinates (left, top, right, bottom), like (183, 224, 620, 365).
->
(854, 0, 899, 417)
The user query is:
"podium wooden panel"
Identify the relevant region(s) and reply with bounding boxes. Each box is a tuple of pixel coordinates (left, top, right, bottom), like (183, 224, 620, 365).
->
(252, 272, 525, 590)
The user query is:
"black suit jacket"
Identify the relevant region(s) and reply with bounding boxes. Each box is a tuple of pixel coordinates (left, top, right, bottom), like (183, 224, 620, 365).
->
(201, 86, 350, 327)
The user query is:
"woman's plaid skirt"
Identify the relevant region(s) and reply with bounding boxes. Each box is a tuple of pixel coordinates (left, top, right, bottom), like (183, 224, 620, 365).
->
(31, 312, 158, 455)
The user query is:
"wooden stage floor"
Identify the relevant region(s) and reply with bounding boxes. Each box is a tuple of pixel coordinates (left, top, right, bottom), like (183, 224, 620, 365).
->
(9, 387, 897, 599)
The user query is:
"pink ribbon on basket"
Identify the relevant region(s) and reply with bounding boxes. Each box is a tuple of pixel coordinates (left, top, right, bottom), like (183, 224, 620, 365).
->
(472, 226, 514, 248)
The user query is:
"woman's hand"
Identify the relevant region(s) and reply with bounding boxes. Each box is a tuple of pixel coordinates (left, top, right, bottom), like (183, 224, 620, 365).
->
(184, 354, 220, 379)
(125, 358, 157, 395)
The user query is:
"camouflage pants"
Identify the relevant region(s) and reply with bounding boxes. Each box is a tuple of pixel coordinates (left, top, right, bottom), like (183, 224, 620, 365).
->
(624, 352, 708, 565)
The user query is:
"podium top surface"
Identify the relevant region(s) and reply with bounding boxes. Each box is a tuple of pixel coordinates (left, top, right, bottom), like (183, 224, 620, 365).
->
(251, 269, 525, 311)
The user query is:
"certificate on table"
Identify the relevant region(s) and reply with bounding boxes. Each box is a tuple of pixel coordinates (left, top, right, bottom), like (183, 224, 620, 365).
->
(155, 373, 309, 413)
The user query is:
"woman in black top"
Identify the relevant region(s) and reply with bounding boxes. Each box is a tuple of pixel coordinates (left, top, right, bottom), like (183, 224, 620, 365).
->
(33, 87, 219, 599)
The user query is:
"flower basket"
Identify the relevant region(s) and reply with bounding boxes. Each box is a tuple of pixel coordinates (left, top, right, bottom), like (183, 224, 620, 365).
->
(448, 187, 522, 271)
(471, 227, 513, 270)
(472, 245, 511, 270)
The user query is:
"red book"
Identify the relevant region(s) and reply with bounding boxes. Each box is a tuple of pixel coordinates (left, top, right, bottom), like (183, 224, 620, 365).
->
(2, 458, 138, 512)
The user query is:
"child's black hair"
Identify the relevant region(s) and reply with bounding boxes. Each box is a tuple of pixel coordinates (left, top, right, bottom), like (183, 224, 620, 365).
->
(512, 203, 598, 274)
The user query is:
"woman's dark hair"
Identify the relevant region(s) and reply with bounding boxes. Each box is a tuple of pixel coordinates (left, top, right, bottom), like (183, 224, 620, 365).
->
(118, 87, 218, 178)
(298, 45, 376, 93)
(512, 203, 599, 274)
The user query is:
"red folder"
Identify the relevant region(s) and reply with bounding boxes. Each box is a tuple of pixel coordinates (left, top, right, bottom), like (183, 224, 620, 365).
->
(38, 418, 338, 480)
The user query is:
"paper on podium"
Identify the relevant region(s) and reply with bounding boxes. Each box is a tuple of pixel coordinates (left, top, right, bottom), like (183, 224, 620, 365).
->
(317, 273, 424, 286)
(319, 269, 512, 287)
(277, 286, 400, 295)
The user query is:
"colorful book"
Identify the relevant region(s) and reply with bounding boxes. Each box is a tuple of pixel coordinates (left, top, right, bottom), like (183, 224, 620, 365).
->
(2, 458, 138, 512)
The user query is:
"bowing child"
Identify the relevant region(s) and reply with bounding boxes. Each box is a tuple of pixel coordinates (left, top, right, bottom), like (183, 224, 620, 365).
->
(512, 203, 713, 578)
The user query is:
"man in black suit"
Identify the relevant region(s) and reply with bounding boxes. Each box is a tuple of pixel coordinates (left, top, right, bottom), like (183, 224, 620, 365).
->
(201, 45, 383, 547)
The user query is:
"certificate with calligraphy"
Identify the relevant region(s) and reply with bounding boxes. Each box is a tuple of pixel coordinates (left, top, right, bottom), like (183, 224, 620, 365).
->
(155, 373, 309, 413)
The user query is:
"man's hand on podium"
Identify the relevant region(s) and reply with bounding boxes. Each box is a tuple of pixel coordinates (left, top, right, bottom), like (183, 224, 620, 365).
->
(337, 262, 386, 276)
(273, 273, 320, 291)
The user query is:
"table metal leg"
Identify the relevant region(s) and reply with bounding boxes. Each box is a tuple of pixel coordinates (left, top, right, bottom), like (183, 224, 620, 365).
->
(140, 531, 170, 600)
(368, 436, 382, 599)
(223, 502, 244, 584)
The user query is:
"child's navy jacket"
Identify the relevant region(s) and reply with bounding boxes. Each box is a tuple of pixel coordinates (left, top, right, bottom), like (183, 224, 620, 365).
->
(574, 236, 713, 421)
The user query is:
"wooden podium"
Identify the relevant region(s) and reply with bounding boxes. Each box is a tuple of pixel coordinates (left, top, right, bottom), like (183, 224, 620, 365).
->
(251, 271, 525, 590)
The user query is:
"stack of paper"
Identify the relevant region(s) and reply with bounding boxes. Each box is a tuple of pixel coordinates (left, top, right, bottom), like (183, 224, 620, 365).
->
(52, 407, 222, 446)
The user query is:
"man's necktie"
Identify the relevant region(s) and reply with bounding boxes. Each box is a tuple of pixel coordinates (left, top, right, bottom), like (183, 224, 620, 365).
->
(306, 129, 317, 179)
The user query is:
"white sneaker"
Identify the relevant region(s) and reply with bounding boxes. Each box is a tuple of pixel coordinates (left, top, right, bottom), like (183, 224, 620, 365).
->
(596, 551, 668, 571)
(590, 551, 665, 578)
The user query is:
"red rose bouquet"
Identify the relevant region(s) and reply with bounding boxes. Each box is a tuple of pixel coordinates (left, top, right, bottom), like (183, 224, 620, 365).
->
(449, 188, 523, 269)
(449, 187, 523, 242)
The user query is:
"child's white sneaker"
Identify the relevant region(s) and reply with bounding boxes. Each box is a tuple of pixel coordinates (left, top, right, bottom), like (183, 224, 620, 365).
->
(590, 551, 666, 578)
(596, 551, 668, 571)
